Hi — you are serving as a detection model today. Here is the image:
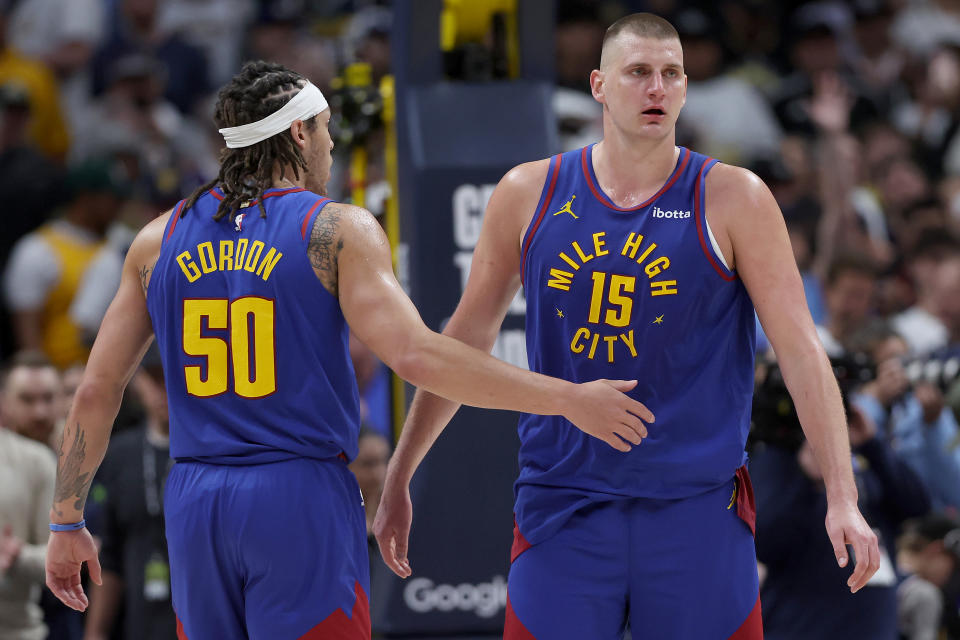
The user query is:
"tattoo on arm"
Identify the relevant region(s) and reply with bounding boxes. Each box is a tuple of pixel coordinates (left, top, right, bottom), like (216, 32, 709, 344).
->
(53, 424, 92, 517)
(308, 204, 345, 296)
(138, 265, 152, 294)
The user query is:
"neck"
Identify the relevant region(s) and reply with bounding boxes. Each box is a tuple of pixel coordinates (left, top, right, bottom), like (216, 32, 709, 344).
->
(592, 122, 679, 208)
(270, 167, 305, 191)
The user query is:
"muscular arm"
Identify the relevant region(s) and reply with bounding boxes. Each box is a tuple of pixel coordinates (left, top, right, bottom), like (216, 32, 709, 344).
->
(46, 212, 168, 611)
(321, 196, 647, 435)
(382, 162, 546, 484)
(49, 214, 167, 524)
(709, 165, 879, 591)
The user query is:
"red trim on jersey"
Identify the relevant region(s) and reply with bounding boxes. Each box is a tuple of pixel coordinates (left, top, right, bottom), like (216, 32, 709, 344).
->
(300, 198, 330, 240)
(520, 156, 562, 283)
(175, 615, 188, 640)
(728, 594, 763, 639)
(164, 200, 186, 244)
(298, 581, 371, 639)
(209, 187, 305, 205)
(581, 145, 690, 212)
(693, 160, 736, 282)
(504, 594, 537, 639)
(510, 520, 533, 563)
(735, 465, 757, 536)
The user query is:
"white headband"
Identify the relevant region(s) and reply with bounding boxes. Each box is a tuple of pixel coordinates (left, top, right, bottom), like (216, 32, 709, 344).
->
(218, 82, 329, 149)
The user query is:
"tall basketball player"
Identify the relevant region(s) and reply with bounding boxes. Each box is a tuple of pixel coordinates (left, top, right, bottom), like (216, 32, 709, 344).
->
(43, 61, 654, 639)
(375, 14, 880, 639)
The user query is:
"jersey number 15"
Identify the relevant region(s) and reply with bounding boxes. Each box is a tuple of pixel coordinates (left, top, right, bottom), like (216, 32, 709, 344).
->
(181, 297, 277, 398)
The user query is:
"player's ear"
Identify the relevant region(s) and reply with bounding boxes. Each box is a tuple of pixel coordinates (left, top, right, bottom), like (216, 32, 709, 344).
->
(289, 120, 307, 149)
(590, 69, 605, 104)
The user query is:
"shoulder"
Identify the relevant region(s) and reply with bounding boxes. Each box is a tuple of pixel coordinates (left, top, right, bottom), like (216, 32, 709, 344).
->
(704, 163, 773, 209)
(128, 211, 173, 260)
(499, 158, 554, 197)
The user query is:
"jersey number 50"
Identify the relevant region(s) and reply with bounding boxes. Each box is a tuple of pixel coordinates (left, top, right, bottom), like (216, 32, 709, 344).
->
(182, 297, 277, 398)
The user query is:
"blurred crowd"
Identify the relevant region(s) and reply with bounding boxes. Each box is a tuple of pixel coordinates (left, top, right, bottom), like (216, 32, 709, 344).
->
(0, 0, 959, 638)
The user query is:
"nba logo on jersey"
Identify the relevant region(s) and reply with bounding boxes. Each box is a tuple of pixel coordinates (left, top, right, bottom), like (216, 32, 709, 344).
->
(234, 213, 246, 232)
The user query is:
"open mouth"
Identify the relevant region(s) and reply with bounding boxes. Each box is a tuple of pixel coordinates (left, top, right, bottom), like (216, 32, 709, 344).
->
(643, 108, 665, 116)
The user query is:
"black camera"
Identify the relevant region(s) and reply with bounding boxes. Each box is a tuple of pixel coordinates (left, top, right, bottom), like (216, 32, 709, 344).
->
(902, 346, 960, 393)
(749, 353, 876, 452)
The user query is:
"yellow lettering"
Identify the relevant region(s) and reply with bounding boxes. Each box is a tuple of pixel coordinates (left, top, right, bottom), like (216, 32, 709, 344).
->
(176, 251, 201, 283)
(593, 232, 608, 257)
(244, 241, 265, 272)
(218, 241, 234, 271)
(256, 248, 283, 281)
(635, 242, 657, 266)
(558, 252, 580, 271)
(197, 242, 217, 274)
(234, 239, 249, 270)
(620, 330, 637, 357)
(605, 275, 635, 327)
(650, 280, 678, 296)
(547, 268, 575, 291)
(645, 256, 670, 278)
(571, 328, 589, 354)
(588, 332, 600, 360)
(604, 335, 618, 363)
(621, 232, 644, 259)
(572, 241, 594, 264)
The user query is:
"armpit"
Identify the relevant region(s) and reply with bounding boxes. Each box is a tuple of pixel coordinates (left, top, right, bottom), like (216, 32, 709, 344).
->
(308, 203, 345, 296)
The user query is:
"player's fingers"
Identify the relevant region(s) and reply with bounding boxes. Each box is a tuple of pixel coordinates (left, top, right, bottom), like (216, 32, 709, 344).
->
(88, 554, 103, 586)
(619, 414, 645, 440)
(607, 434, 632, 452)
(617, 426, 642, 446)
(847, 538, 870, 591)
(827, 526, 848, 568)
(851, 533, 880, 593)
(606, 379, 638, 393)
(626, 399, 655, 423)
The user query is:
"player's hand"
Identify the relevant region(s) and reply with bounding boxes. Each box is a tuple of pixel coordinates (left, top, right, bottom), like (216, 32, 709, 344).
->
(824, 500, 879, 593)
(373, 475, 413, 579)
(0, 525, 23, 574)
(45, 527, 102, 611)
(563, 379, 655, 452)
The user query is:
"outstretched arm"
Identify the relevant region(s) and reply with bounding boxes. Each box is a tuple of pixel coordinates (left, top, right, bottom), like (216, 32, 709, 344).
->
(709, 165, 880, 593)
(45, 213, 168, 611)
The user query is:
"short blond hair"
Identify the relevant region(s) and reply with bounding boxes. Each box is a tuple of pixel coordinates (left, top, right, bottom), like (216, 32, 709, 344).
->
(600, 13, 679, 69)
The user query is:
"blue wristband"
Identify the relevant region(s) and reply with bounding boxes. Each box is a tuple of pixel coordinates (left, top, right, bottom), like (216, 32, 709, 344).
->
(49, 520, 86, 532)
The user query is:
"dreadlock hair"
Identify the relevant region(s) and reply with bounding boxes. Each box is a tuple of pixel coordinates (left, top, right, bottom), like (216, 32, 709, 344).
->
(183, 60, 320, 222)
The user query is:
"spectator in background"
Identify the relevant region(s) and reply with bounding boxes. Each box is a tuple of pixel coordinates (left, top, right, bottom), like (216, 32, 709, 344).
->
(156, 0, 255, 87)
(554, 0, 606, 95)
(752, 404, 931, 640)
(0, 6, 69, 161)
(892, 229, 959, 355)
(3, 159, 126, 369)
(932, 255, 960, 348)
(83, 356, 175, 640)
(817, 254, 879, 356)
(0, 357, 56, 640)
(92, 0, 210, 116)
(244, 3, 336, 92)
(852, 325, 960, 511)
(0, 351, 60, 450)
(4, 0, 106, 137)
(0, 83, 67, 358)
(674, 7, 782, 165)
(344, 6, 392, 86)
(897, 515, 960, 640)
(349, 427, 390, 540)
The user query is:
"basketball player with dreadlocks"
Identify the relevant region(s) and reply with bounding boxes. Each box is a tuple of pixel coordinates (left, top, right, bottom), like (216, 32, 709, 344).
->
(43, 61, 653, 639)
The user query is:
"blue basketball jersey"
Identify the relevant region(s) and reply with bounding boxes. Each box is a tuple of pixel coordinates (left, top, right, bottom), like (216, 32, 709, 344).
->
(146, 187, 361, 464)
(516, 145, 756, 544)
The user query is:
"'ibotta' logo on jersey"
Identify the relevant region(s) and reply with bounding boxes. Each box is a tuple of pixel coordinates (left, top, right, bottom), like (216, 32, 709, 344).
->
(404, 575, 507, 618)
(652, 206, 691, 219)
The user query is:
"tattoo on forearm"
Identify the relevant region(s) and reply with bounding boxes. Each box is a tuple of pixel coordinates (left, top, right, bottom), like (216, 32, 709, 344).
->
(139, 265, 152, 294)
(53, 424, 92, 516)
(308, 204, 345, 296)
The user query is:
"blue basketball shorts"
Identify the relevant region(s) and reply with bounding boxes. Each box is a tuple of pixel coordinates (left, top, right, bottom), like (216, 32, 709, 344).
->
(163, 456, 370, 639)
(505, 466, 762, 639)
